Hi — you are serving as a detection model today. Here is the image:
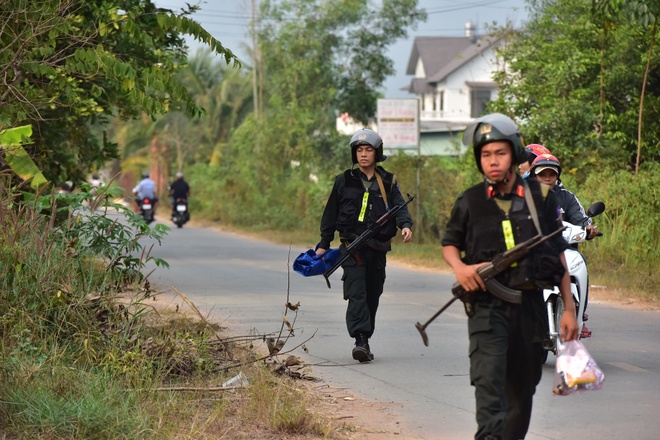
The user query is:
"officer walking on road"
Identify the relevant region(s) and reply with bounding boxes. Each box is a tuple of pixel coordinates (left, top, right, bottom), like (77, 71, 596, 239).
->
(315, 128, 413, 363)
(441, 114, 578, 440)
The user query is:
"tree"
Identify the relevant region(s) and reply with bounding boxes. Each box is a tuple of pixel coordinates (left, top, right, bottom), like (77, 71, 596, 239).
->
(110, 47, 254, 190)
(0, 0, 239, 186)
(250, 0, 426, 179)
(172, 48, 253, 167)
(186, 0, 426, 230)
(258, 0, 426, 127)
(490, 0, 660, 174)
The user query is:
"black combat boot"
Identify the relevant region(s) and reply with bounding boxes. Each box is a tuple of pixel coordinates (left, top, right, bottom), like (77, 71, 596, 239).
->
(352, 333, 374, 363)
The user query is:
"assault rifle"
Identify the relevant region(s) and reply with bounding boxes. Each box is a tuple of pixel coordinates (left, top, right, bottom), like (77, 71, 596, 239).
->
(415, 225, 567, 346)
(323, 194, 415, 288)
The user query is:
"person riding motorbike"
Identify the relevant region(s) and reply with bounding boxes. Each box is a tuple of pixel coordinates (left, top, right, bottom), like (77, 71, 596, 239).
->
(133, 171, 158, 214)
(529, 153, 598, 338)
(519, 144, 552, 179)
(530, 154, 598, 239)
(168, 171, 190, 217)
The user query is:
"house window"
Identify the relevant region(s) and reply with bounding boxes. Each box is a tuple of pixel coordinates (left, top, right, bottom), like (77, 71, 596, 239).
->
(420, 95, 426, 111)
(470, 88, 492, 118)
(439, 90, 444, 111)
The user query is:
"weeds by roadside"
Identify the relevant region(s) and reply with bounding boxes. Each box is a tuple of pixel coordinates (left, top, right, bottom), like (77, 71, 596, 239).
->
(0, 176, 364, 439)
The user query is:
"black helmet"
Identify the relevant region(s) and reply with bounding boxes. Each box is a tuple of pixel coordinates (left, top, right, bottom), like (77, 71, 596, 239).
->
(462, 113, 524, 173)
(349, 128, 386, 164)
(141, 171, 149, 179)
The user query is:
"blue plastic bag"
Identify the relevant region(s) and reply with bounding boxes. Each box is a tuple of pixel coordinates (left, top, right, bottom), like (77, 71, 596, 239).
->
(293, 248, 341, 277)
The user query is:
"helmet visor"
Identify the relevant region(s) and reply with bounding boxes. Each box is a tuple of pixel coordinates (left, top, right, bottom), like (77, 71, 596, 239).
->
(534, 165, 559, 175)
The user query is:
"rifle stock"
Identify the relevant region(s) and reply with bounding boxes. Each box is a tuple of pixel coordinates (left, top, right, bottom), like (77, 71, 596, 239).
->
(323, 194, 414, 288)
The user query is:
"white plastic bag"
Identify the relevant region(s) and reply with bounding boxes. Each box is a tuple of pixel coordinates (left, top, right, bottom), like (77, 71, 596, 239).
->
(222, 371, 249, 388)
(553, 340, 604, 396)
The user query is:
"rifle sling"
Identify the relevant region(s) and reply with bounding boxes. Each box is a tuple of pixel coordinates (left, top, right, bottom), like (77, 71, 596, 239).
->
(523, 180, 542, 234)
(374, 171, 389, 210)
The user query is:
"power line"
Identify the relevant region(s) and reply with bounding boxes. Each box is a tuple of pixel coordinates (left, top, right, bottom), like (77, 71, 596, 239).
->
(425, 0, 521, 13)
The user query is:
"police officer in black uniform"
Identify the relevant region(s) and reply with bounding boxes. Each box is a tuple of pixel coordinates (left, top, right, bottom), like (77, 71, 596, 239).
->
(441, 114, 578, 440)
(316, 128, 413, 363)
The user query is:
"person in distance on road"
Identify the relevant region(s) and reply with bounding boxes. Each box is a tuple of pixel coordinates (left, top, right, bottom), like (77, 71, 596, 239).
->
(315, 128, 413, 363)
(168, 171, 191, 217)
(133, 171, 158, 214)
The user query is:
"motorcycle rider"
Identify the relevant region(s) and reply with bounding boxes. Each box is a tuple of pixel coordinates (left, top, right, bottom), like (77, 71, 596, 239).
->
(442, 113, 578, 440)
(89, 173, 103, 190)
(132, 171, 158, 214)
(88, 173, 104, 205)
(530, 154, 598, 239)
(529, 153, 598, 338)
(519, 144, 551, 179)
(168, 171, 190, 218)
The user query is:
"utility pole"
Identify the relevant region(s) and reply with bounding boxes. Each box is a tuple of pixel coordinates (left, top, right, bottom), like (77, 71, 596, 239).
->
(251, 0, 259, 119)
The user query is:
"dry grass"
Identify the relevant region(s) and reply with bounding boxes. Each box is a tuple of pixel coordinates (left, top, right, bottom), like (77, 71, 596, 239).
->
(133, 290, 403, 440)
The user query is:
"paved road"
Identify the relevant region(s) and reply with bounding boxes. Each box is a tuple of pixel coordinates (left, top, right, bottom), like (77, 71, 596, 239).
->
(145, 219, 660, 440)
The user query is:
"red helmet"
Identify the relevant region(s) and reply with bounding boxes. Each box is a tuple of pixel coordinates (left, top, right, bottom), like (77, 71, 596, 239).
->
(524, 144, 552, 164)
(530, 153, 561, 179)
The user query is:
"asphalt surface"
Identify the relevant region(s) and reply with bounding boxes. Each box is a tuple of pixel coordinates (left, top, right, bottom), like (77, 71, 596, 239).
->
(144, 217, 660, 440)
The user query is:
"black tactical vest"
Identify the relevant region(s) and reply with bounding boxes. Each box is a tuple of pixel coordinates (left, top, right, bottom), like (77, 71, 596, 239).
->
(463, 181, 548, 289)
(336, 168, 398, 242)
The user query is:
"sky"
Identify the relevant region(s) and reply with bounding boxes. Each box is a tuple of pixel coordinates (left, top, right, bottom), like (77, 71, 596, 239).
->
(154, 0, 529, 98)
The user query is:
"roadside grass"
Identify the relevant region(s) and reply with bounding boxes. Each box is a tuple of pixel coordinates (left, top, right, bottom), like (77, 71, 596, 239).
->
(0, 180, 357, 439)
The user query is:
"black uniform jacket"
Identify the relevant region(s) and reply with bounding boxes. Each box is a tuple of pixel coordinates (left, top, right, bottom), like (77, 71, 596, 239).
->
(318, 166, 413, 251)
(441, 175, 567, 289)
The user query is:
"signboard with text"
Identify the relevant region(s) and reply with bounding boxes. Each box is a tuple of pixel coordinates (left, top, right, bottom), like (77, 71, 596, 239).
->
(377, 98, 419, 150)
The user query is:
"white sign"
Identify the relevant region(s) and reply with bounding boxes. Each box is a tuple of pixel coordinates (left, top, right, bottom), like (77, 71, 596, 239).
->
(377, 99, 419, 150)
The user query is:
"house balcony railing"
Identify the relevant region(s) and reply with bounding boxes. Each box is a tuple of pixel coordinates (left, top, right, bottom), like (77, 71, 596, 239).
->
(420, 110, 445, 120)
(420, 109, 475, 123)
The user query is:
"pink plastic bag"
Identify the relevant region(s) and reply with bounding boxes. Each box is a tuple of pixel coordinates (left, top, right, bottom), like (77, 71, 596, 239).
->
(552, 340, 605, 396)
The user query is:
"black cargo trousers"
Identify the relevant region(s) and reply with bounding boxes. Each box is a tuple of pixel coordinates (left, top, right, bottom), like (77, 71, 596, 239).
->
(468, 290, 547, 440)
(339, 244, 387, 339)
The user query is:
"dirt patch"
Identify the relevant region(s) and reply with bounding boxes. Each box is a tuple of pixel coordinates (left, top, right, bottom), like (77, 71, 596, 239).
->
(588, 285, 660, 311)
(302, 381, 411, 439)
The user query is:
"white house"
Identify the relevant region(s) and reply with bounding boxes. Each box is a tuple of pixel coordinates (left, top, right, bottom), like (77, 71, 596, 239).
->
(403, 22, 504, 156)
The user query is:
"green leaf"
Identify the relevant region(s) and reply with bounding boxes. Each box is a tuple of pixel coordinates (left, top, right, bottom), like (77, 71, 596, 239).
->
(0, 125, 48, 189)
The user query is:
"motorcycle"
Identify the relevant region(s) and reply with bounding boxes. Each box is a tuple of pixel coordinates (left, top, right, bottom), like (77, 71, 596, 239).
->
(542, 201, 605, 363)
(171, 197, 190, 228)
(139, 197, 155, 224)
